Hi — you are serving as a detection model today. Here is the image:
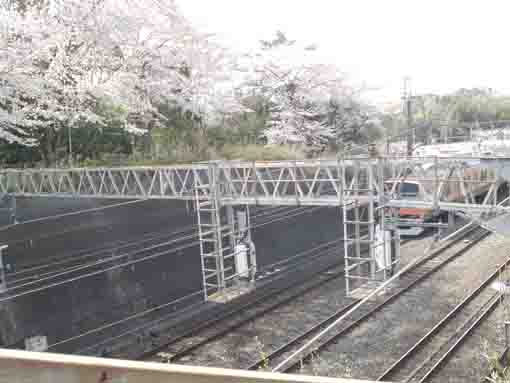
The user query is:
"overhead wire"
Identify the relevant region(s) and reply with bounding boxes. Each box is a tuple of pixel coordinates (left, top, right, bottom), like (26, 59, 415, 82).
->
(7, 222, 197, 276)
(0, 235, 200, 302)
(0, 199, 148, 233)
(8, 205, 290, 280)
(47, 288, 205, 352)
(50, 233, 342, 354)
(7, 206, 295, 285)
(7, 225, 197, 285)
(0, 205, 326, 302)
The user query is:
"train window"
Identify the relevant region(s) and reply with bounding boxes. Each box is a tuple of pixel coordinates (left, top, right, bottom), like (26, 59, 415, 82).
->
(399, 182, 419, 197)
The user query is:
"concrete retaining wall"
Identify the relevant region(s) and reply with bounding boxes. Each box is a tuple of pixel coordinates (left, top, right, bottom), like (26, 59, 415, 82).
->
(0, 198, 341, 352)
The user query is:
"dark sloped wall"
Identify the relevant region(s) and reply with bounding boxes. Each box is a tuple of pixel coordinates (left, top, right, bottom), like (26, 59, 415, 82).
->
(0, 198, 341, 353)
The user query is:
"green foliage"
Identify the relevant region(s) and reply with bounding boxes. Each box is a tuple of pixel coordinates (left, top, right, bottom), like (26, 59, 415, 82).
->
(0, 142, 41, 167)
(0, 96, 133, 167)
(386, 88, 510, 145)
(483, 343, 510, 383)
(220, 144, 303, 161)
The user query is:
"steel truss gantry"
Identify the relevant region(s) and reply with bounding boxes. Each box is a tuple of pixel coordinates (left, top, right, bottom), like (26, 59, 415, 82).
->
(2, 156, 510, 299)
(0, 157, 508, 210)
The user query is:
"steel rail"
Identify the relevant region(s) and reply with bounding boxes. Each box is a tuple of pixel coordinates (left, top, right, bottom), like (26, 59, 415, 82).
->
(246, 300, 361, 371)
(377, 257, 510, 381)
(160, 253, 347, 364)
(279, 225, 489, 373)
(136, 243, 347, 361)
(140, 229, 378, 362)
(82, 244, 343, 359)
(416, 294, 501, 383)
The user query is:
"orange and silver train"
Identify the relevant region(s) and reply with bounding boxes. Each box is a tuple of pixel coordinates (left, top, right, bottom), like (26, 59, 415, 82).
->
(386, 142, 496, 236)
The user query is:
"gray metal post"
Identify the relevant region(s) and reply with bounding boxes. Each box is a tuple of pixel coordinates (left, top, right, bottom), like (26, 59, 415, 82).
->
(448, 211, 455, 231)
(10, 195, 16, 225)
(353, 162, 361, 264)
(210, 163, 225, 291)
(376, 159, 387, 282)
(68, 124, 73, 167)
(340, 158, 351, 295)
(0, 245, 7, 293)
(226, 205, 237, 282)
(368, 162, 376, 281)
(434, 156, 439, 213)
(245, 205, 257, 282)
(505, 321, 510, 349)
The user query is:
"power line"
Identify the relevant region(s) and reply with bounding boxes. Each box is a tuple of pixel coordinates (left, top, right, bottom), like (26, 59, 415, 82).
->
(47, 289, 205, 351)
(0, 199, 148, 233)
(7, 223, 197, 277)
(55, 236, 341, 354)
(8, 206, 295, 286)
(0, 237, 200, 303)
(0, 205, 323, 302)
(2, 228, 200, 293)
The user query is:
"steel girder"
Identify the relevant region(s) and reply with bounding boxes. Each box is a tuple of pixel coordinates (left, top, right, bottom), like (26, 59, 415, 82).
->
(0, 157, 507, 214)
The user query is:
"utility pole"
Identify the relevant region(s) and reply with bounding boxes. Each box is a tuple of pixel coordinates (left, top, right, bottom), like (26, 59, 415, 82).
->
(68, 124, 73, 167)
(403, 77, 414, 156)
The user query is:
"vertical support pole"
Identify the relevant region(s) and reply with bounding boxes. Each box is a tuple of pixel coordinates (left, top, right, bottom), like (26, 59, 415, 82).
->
(68, 124, 73, 167)
(195, 186, 208, 302)
(226, 205, 236, 283)
(209, 163, 225, 292)
(434, 156, 439, 213)
(404, 78, 413, 157)
(368, 161, 376, 281)
(500, 318, 510, 350)
(377, 158, 387, 282)
(0, 245, 6, 293)
(504, 320, 510, 350)
(159, 170, 165, 196)
(340, 157, 351, 295)
(245, 205, 257, 282)
(494, 180, 499, 208)
(353, 162, 361, 264)
(196, 163, 227, 301)
(448, 211, 455, 231)
(10, 195, 16, 225)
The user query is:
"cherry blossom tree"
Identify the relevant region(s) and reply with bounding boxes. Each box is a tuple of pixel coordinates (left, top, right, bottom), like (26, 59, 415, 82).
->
(243, 32, 361, 150)
(0, 0, 245, 163)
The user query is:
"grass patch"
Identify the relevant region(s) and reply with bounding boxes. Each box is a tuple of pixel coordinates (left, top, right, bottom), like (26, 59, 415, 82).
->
(76, 144, 306, 167)
(219, 144, 305, 161)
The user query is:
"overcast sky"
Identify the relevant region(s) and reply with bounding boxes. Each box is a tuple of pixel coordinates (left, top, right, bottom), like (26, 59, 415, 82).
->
(178, 0, 510, 106)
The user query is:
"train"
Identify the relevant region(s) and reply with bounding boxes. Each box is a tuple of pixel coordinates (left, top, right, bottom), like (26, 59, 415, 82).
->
(388, 141, 499, 236)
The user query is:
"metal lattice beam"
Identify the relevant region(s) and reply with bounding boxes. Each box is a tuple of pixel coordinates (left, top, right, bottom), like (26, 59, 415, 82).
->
(0, 157, 509, 214)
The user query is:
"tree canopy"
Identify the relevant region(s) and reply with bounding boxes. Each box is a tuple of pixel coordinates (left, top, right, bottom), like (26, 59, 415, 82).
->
(0, 2, 385, 165)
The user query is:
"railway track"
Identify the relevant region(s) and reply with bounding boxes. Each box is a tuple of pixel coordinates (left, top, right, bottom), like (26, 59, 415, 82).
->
(75, 239, 348, 358)
(138, 235, 422, 365)
(252, 225, 490, 373)
(138, 241, 348, 362)
(376, 258, 509, 383)
(5, 206, 344, 356)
